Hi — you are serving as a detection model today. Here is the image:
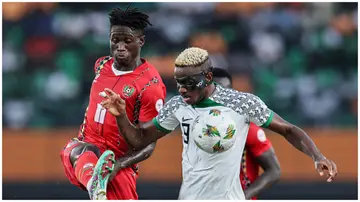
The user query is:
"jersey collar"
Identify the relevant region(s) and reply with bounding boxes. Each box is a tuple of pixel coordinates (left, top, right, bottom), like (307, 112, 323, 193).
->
(111, 58, 149, 76)
(191, 84, 223, 108)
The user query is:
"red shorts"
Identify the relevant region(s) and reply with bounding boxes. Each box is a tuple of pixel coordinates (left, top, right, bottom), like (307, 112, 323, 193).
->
(60, 138, 138, 200)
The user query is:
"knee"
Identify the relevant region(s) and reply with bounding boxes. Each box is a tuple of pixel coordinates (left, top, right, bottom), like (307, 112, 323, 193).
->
(83, 144, 101, 157)
(70, 143, 101, 166)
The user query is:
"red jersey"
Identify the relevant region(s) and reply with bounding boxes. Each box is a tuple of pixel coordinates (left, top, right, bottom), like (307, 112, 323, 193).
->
(78, 56, 166, 158)
(240, 123, 272, 200)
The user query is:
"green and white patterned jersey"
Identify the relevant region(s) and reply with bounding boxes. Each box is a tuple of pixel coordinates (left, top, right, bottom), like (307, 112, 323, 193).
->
(152, 84, 274, 200)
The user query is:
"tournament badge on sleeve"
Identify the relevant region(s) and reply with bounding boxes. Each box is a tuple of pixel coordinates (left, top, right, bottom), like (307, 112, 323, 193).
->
(122, 85, 136, 98)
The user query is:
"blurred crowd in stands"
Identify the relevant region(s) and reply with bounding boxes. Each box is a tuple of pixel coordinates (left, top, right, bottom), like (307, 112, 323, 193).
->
(3, 2, 358, 129)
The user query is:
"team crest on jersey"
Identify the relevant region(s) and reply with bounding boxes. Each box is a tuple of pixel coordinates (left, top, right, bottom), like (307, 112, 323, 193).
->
(123, 85, 135, 98)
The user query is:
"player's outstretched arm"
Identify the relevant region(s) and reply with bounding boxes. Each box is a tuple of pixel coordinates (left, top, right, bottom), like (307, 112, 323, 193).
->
(100, 88, 168, 150)
(244, 148, 281, 199)
(267, 112, 338, 182)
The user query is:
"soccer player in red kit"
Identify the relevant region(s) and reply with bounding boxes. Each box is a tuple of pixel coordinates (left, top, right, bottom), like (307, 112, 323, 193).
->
(212, 67, 281, 200)
(60, 7, 166, 200)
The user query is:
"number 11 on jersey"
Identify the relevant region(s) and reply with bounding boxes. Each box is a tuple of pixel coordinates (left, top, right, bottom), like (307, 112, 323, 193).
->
(94, 103, 107, 124)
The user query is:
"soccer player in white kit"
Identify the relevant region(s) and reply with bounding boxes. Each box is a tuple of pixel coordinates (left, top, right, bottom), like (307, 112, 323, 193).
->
(99, 47, 338, 200)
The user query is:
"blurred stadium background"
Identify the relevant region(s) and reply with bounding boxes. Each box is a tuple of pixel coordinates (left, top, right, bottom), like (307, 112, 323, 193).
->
(2, 2, 358, 199)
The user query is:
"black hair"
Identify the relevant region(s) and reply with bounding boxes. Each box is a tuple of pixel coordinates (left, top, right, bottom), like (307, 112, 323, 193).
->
(212, 67, 232, 83)
(108, 6, 152, 33)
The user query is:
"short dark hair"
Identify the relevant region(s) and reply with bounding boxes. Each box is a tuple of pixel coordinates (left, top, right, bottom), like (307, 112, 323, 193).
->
(212, 67, 232, 83)
(108, 6, 152, 33)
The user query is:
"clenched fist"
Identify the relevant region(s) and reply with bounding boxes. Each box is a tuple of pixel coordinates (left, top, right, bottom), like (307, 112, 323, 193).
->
(315, 157, 338, 182)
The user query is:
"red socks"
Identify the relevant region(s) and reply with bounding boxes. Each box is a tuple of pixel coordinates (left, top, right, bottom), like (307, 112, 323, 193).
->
(74, 151, 98, 189)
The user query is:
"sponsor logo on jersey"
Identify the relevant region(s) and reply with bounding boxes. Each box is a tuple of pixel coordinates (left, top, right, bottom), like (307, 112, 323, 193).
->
(181, 117, 193, 122)
(123, 85, 135, 98)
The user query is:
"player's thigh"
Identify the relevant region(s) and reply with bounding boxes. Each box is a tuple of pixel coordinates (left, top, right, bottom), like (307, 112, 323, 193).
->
(107, 168, 138, 200)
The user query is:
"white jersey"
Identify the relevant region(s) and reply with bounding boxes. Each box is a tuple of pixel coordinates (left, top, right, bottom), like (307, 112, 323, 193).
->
(152, 84, 273, 200)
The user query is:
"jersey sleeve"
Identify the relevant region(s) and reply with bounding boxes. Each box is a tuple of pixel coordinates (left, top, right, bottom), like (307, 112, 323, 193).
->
(138, 82, 167, 123)
(244, 93, 274, 128)
(246, 123, 272, 157)
(94, 56, 112, 74)
(151, 96, 182, 133)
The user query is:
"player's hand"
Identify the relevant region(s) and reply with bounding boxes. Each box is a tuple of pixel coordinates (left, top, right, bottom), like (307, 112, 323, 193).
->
(100, 88, 126, 117)
(315, 157, 338, 182)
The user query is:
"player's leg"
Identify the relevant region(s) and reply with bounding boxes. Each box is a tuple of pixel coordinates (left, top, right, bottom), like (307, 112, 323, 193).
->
(60, 138, 115, 199)
(69, 142, 101, 192)
(71, 143, 116, 200)
(60, 138, 88, 190)
(106, 167, 138, 200)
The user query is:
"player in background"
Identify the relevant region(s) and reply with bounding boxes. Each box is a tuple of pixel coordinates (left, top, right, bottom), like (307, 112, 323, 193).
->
(100, 47, 337, 200)
(60, 7, 166, 200)
(212, 67, 281, 199)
